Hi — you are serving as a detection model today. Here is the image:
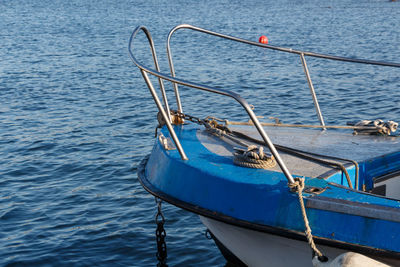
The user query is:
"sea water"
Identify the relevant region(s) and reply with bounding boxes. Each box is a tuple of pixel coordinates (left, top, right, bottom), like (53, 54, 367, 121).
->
(1, 0, 399, 266)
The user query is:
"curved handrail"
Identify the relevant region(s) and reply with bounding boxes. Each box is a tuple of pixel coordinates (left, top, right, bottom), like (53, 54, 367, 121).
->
(130, 26, 171, 123)
(167, 24, 400, 67)
(130, 25, 399, 187)
(129, 26, 296, 185)
(166, 24, 400, 127)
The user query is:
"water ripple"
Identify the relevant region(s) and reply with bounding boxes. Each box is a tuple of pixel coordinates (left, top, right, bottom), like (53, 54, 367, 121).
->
(1, 0, 399, 266)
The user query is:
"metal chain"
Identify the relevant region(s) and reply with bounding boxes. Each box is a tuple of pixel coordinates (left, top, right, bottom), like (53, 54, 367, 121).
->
(170, 110, 233, 135)
(156, 110, 207, 137)
(155, 198, 168, 267)
(171, 110, 205, 125)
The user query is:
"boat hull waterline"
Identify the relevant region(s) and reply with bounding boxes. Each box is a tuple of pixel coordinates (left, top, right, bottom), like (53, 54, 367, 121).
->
(137, 126, 400, 266)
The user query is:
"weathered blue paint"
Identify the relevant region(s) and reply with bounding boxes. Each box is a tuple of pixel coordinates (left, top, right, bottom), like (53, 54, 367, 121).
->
(323, 165, 357, 189)
(362, 151, 400, 190)
(144, 124, 400, 254)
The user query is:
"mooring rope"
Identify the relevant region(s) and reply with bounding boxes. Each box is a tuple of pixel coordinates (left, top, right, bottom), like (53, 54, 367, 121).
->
(289, 178, 326, 261)
(225, 119, 399, 135)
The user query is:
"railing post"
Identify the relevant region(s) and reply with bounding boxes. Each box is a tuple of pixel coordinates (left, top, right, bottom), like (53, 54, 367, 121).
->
(129, 26, 172, 123)
(167, 32, 183, 113)
(141, 70, 188, 161)
(246, 110, 296, 185)
(300, 53, 326, 128)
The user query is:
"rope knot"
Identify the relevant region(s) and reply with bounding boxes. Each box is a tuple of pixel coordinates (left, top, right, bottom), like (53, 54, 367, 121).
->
(290, 177, 324, 259)
(204, 119, 229, 136)
(288, 177, 305, 193)
(244, 145, 265, 160)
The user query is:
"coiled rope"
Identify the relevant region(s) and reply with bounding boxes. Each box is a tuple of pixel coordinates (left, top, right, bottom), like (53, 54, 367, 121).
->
(233, 145, 276, 169)
(352, 119, 398, 135)
(231, 130, 357, 189)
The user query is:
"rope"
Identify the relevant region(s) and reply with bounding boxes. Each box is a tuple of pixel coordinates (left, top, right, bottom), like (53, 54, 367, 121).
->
(231, 130, 356, 189)
(233, 145, 276, 169)
(352, 119, 398, 135)
(204, 117, 354, 180)
(289, 178, 325, 260)
(201, 118, 277, 169)
(225, 119, 399, 134)
(181, 112, 357, 188)
(225, 120, 381, 130)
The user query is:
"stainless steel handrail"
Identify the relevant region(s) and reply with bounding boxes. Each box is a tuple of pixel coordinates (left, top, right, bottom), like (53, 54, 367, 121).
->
(129, 26, 296, 185)
(129, 26, 186, 160)
(133, 26, 171, 123)
(166, 24, 400, 128)
(130, 25, 399, 186)
(300, 53, 325, 128)
(167, 24, 400, 67)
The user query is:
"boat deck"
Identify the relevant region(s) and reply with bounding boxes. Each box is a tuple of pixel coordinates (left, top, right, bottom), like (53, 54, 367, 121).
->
(199, 125, 400, 183)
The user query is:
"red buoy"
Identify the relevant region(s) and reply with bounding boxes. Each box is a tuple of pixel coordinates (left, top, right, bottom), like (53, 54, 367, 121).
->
(259, 35, 268, 44)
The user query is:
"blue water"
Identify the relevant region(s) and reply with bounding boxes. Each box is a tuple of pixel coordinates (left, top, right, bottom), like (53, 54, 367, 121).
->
(1, 0, 399, 266)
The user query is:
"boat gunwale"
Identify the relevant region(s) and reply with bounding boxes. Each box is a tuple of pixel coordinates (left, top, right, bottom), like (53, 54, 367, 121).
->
(137, 154, 400, 261)
(132, 24, 400, 265)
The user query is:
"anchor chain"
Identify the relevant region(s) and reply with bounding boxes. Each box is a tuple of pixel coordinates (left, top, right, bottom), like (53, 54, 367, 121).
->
(171, 110, 204, 125)
(155, 198, 168, 267)
(170, 110, 232, 134)
(155, 110, 206, 137)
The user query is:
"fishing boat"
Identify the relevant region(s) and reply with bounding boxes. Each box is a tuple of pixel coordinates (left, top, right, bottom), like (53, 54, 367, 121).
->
(130, 24, 400, 266)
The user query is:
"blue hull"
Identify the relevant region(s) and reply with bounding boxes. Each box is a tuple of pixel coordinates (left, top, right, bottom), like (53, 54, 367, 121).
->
(130, 24, 400, 265)
(138, 124, 400, 264)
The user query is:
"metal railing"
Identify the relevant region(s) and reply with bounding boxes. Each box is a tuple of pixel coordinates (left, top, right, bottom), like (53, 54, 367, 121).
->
(166, 24, 400, 128)
(129, 24, 400, 186)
